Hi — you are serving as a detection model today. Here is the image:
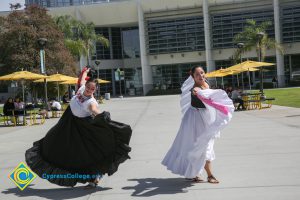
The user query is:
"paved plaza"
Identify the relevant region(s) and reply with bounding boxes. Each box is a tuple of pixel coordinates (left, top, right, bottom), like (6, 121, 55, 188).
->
(0, 95, 299, 200)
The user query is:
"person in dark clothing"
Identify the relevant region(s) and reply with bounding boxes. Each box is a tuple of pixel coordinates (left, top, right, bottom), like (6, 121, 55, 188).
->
(272, 76, 278, 88)
(231, 88, 246, 110)
(25, 67, 132, 188)
(62, 92, 69, 104)
(3, 97, 15, 116)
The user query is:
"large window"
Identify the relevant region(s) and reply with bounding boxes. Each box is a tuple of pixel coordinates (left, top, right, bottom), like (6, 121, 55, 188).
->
(152, 62, 206, 90)
(282, 5, 300, 43)
(290, 54, 300, 72)
(25, 0, 120, 8)
(124, 68, 143, 95)
(122, 28, 140, 58)
(0, 83, 8, 93)
(93, 28, 110, 60)
(111, 28, 122, 59)
(215, 60, 233, 70)
(93, 27, 140, 60)
(283, 54, 300, 82)
(211, 9, 275, 49)
(98, 69, 113, 95)
(147, 16, 205, 55)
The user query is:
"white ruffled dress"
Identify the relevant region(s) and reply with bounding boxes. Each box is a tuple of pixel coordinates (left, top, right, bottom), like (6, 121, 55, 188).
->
(162, 76, 234, 178)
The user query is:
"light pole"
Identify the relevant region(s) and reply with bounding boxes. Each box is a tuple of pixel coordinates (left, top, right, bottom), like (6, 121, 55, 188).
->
(95, 60, 101, 98)
(257, 32, 265, 93)
(37, 38, 48, 109)
(237, 42, 245, 90)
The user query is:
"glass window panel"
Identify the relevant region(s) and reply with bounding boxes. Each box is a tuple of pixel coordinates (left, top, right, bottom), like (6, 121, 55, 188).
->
(147, 16, 205, 54)
(211, 9, 275, 49)
(122, 27, 140, 58)
(282, 5, 300, 43)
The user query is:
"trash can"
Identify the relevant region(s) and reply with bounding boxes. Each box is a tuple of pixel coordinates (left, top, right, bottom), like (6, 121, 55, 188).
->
(129, 88, 135, 96)
(105, 93, 110, 100)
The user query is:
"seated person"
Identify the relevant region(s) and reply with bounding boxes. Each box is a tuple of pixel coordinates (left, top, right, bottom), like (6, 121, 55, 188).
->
(3, 97, 16, 124)
(14, 97, 25, 115)
(62, 92, 70, 104)
(50, 98, 62, 111)
(39, 107, 49, 119)
(38, 100, 51, 119)
(226, 86, 233, 98)
(3, 97, 15, 116)
(231, 87, 246, 110)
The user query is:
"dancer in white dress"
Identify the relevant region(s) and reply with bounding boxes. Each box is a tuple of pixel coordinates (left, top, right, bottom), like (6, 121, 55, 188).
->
(162, 66, 234, 183)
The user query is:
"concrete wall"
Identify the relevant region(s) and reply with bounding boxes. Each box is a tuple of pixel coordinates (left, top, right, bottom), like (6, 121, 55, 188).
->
(148, 51, 206, 66)
(49, 1, 138, 26)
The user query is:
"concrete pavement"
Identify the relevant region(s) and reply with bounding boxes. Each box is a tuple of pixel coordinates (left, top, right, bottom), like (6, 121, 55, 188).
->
(0, 95, 300, 200)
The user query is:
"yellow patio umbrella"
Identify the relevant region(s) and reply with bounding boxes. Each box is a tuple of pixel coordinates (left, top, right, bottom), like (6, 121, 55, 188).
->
(0, 70, 48, 81)
(59, 78, 78, 85)
(34, 73, 76, 101)
(206, 69, 234, 88)
(205, 71, 219, 78)
(0, 70, 48, 104)
(60, 78, 111, 98)
(96, 79, 110, 97)
(226, 60, 275, 90)
(226, 60, 274, 72)
(97, 79, 110, 84)
(34, 73, 76, 82)
(59, 78, 110, 85)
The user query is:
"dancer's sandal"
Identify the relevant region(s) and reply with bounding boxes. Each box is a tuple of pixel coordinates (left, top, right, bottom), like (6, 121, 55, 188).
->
(207, 175, 219, 184)
(186, 176, 204, 183)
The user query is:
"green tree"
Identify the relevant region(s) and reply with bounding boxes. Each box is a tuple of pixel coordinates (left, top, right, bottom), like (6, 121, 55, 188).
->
(233, 19, 283, 62)
(54, 15, 109, 65)
(233, 19, 284, 92)
(0, 5, 77, 76)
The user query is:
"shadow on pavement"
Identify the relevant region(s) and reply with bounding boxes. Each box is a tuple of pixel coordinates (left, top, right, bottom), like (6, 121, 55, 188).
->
(2, 184, 112, 200)
(122, 178, 194, 196)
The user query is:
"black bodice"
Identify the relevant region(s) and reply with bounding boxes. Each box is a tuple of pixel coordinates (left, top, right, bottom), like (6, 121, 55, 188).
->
(191, 90, 206, 108)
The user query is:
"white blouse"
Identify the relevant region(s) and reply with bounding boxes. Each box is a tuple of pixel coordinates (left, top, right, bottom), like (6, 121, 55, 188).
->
(70, 85, 98, 118)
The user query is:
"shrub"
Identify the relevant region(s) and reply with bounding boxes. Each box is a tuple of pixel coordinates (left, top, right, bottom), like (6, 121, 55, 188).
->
(289, 80, 300, 87)
(255, 82, 274, 89)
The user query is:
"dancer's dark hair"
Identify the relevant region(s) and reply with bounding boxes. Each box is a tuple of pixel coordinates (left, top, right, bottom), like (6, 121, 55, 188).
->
(190, 66, 205, 77)
(86, 77, 98, 85)
(190, 66, 210, 86)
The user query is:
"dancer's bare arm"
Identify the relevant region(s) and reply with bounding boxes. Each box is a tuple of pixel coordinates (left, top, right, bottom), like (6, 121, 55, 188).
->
(80, 68, 91, 87)
(89, 102, 100, 116)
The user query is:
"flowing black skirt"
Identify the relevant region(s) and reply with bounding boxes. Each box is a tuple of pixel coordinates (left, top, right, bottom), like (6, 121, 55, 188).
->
(25, 107, 132, 187)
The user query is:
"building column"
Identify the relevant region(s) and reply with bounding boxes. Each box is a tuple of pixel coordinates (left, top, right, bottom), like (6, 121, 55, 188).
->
(289, 55, 292, 81)
(274, 0, 285, 87)
(203, 0, 215, 72)
(137, 0, 153, 95)
(111, 69, 116, 96)
(108, 28, 114, 59)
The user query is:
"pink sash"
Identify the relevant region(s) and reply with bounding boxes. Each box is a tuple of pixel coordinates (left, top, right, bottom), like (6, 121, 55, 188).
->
(196, 94, 229, 115)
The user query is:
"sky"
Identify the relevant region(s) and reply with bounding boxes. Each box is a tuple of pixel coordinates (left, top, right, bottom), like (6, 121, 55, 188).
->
(0, 0, 25, 12)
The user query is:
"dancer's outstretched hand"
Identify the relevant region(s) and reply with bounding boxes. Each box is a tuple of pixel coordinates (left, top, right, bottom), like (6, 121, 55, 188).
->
(192, 87, 201, 95)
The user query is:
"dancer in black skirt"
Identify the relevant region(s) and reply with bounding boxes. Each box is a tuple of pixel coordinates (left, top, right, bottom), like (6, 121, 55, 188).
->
(25, 67, 132, 188)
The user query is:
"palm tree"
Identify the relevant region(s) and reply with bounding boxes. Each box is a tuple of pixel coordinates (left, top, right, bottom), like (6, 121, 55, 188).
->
(54, 15, 109, 65)
(233, 19, 283, 61)
(233, 19, 284, 92)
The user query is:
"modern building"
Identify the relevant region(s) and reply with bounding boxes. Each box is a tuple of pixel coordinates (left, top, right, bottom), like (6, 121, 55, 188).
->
(22, 0, 300, 96)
